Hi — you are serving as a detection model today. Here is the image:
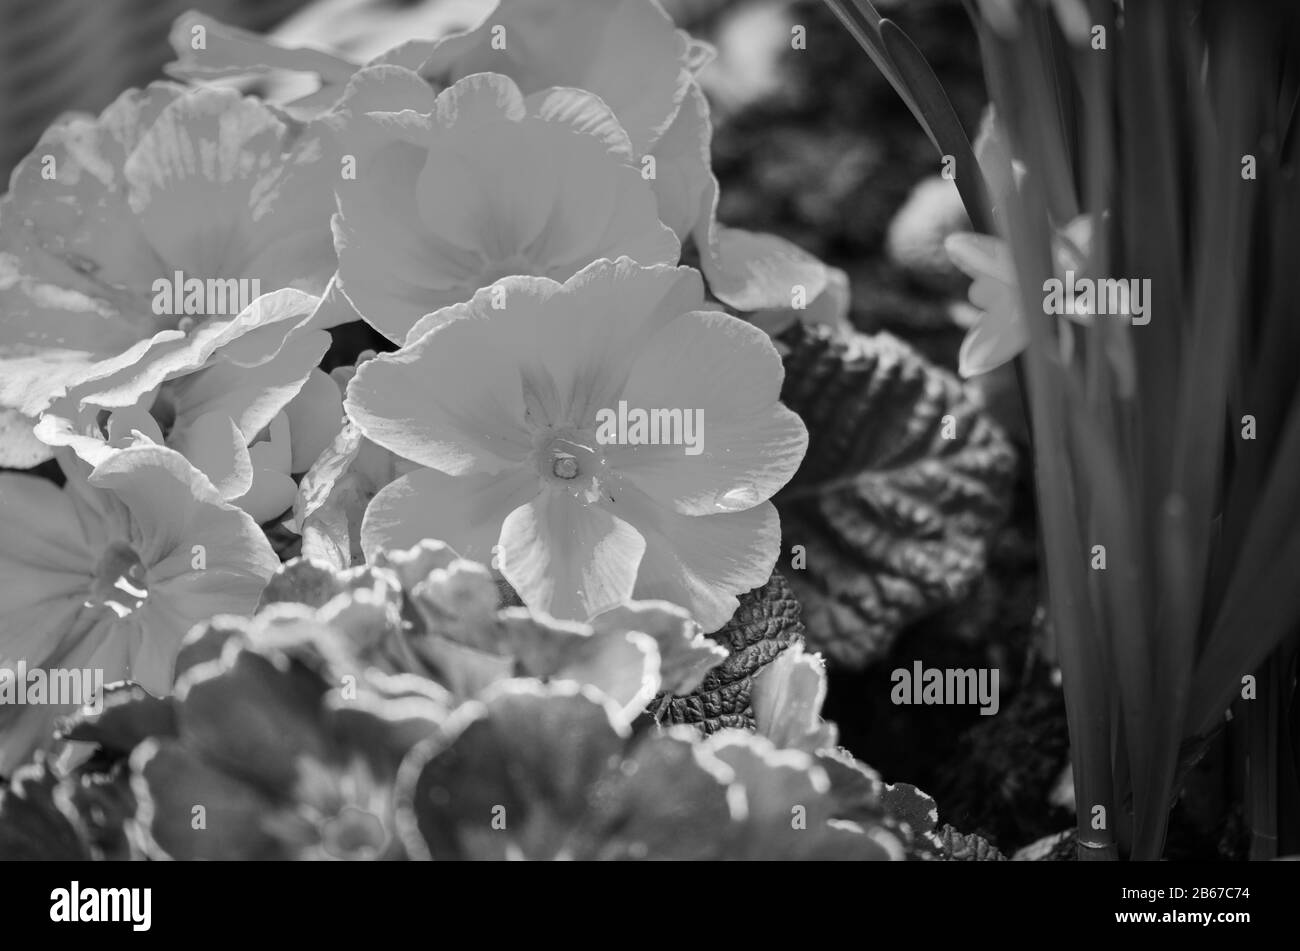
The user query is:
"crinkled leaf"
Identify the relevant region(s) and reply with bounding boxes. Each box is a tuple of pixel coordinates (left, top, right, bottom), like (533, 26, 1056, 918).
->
(776, 323, 1016, 667)
(923, 824, 1007, 861)
(656, 570, 804, 732)
(879, 780, 940, 837)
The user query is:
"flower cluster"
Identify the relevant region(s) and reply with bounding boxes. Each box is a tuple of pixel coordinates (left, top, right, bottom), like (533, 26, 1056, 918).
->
(1, 543, 963, 861)
(0, 0, 829, 778)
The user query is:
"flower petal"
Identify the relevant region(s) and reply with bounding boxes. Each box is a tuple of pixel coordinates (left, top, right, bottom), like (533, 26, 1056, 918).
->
(2, 83, 183, 294)
(622, 307, 783, 414)
(646, 82, 713, 240)
(608, 309, 806, 514)
(165, 11, 359, 91)
(0, 409, 53, 469)
(168, 411, 255, 500)
(498, 490, 646, 622)
(345, 304, 535, 474)
(334, 72, 677, 342)
(418, 0, 693, 155)
(0, 236, 153, 417)
(132, 738, 281, 860)
(944, 231, 1015, 284)
(88, 444, 278, 616)
(171, 327, 329, 447)
(403, 260, 709, 433)
(605, 404, 807, 516)
(957, 306, 1028, 378)
(62, 288, 320, 410)
(0, 473, 95, 607)
(123, 87, 336, 284)
(608, 487, 782, 633)
(360, 466, 538, 564)
(284, 368, 345, 474)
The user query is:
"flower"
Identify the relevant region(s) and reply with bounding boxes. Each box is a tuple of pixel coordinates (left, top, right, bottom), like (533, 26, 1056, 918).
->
(397, 679, 901, 860)
(945, 106, 1101, 378)
(292, 419, 419, 569)
(34, 291, 343, 524)
(946, 214, 1140, 394)
(0, 82, 340, 466)
(121, 610, 447, 860)
(415, 0, 699, 157)
(944, 231, 1028, 377)
(0, 446, 278, 774)
(412, 0, 851, 335)
(328, 69, 679, 342)
(164, 1, 851, 339)
(345, 257, 808, 632)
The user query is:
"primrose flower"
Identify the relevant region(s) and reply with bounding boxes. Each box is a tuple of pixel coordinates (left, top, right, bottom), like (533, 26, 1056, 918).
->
(0, 446, 278, 775)
(346, 258, 808, 633)
(127, 614, 446, 861)
(0, 82, 339, 466)
(414, 0, 700, 158)
(34, 291, 343, 524)
(414, 0, 850, 334)
(165, 0, 851, 338)
(292, 420, 419, 569)
(328, 69, 679, 342)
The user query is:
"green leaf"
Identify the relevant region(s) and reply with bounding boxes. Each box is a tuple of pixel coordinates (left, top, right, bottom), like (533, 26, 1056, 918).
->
(776, 323, 1017, 667)
(655, 571, 805, 731)
(879, 18, 992, 233)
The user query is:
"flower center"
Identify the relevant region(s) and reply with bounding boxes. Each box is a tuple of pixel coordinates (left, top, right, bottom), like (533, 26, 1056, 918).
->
(536, 431, 610, 503)
(321, 805, 388, 860)
(88, 541, 149, 619)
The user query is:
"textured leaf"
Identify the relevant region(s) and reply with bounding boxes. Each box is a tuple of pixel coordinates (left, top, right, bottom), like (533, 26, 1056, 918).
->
(775, 323, 1017, 667)
(655, 570, 804, 732)
(879, 779, 940, 836)
(926, 824, 1007, 861)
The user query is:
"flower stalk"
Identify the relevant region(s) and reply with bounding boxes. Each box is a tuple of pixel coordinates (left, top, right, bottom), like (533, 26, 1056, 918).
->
(832, 0, 1300, 858)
